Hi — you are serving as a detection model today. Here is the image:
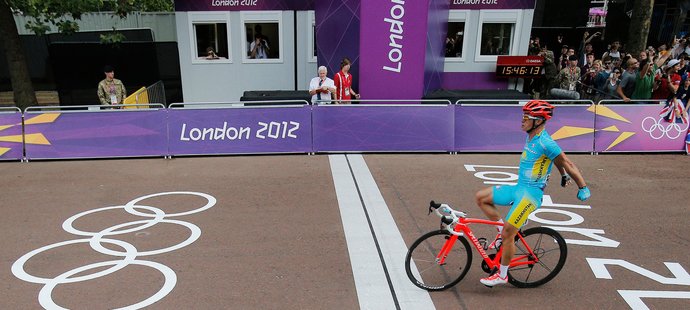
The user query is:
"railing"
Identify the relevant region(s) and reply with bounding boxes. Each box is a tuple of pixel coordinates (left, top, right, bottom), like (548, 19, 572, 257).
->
(0, 99, 686, 161)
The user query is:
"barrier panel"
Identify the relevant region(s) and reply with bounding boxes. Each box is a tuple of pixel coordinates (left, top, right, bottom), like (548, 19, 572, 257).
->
(595, 101, 688, 152)
(455, 100, 596, 152)
(23, 105, 167, 160)
(312, 101, 454, 152)
(167, 102, 312, 156)
(0, 107, 24, 161)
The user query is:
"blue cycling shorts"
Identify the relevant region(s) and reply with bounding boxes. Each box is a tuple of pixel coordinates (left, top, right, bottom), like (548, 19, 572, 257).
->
(492, 185, 543, 228)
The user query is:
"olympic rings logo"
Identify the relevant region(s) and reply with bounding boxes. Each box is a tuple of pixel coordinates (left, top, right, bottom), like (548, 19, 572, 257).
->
(641, 117, 689, 140)
(11, 191, 216, 309)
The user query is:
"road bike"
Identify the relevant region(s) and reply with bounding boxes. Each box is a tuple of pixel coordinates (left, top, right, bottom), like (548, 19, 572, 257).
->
(404, 201, 567, 290)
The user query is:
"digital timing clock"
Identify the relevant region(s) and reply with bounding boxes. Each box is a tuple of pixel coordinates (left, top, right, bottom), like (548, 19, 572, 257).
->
(496, 56, 544, 78)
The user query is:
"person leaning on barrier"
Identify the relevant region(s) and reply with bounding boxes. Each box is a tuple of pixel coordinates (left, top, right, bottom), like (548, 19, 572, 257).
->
(309, 66, 336, 104)
(97, 65, 126, 106)
(616, 57, 639, 102)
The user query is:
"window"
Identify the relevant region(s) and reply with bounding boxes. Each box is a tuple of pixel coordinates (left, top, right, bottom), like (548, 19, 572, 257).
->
(241, 11, 283, 63)
(480, 23, 513, 56)
(189, 12, 232, 64)
(445, 22, 465, 58)
(311, 11, 317, 61)
(194, 23, 228, 59)
(446, 10, 468, 62)
(475, 10, 522, 62)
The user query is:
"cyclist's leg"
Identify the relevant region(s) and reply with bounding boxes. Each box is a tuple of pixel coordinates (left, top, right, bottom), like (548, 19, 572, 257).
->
(501, 187, 543, 268)
(476, 185, 515, 221)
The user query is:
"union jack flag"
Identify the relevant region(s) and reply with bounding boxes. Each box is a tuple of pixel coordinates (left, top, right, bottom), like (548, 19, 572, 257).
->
(659, 98, 688, 124)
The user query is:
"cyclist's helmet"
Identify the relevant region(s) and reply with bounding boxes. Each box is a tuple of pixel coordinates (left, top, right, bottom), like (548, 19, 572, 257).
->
(522, 100, 554, 120)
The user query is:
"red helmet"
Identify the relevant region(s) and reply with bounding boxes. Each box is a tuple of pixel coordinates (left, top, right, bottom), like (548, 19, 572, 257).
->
(522, 100, 554, 120)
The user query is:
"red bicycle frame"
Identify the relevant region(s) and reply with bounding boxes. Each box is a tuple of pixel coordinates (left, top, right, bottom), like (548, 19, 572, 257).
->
(435, 217, 540, 270)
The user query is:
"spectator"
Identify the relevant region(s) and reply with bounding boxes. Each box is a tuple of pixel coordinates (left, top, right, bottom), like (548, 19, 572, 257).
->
(601, 68, 622, 100)
(581, 59, 601, 100)
(631, 58, 656, 100)
(602, 40, 622, 61)
(653, 59, 683, 100)
(97, 65, 126, 106)
(249, 33, 269, 59)
(445, 35, 456, 57)
(671, 36, 690, 59)
(334, 57, 360, 104)
(309, 66, 336, 104)
(541, 48, 559, 99)
(558, 45, 569, 71)
(678, 54, 689, 79)
(555, 55, 581, 97)
(617, 57, 639, 102)
(594, 56, 614, 91)
(578, 31, 599, 67)
(676, 77, 690, 106)
(581, 53, 596, 74)
(205, 47, 219, 60)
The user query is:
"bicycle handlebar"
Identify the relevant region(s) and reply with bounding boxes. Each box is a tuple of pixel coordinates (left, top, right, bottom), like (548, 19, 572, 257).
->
(428, 201, 466, 236)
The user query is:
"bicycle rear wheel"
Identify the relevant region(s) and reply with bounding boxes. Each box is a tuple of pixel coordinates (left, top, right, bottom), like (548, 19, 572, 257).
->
(508, 226, 567, 288)
(404, 230, 472, 291)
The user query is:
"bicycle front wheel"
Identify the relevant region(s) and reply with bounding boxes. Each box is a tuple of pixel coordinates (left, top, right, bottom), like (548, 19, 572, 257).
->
(404, 230, 472, 291)
(508, 226, 567, 288)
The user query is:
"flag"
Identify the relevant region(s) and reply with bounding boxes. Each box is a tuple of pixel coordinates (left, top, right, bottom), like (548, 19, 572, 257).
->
(660, 98, 688, 124)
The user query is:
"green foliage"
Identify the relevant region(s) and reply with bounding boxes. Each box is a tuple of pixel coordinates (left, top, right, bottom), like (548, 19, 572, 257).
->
(8, 0, 173, 35)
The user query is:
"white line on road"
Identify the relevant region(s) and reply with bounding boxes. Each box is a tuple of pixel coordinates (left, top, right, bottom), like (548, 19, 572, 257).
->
(329, 154, 435, 310)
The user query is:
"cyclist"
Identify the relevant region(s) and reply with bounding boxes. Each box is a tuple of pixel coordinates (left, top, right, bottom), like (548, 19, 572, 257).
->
(475, 100, 591, 287)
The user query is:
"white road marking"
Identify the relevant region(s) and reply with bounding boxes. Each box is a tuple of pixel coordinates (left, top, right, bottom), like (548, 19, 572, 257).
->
(329, 154, 435, 310)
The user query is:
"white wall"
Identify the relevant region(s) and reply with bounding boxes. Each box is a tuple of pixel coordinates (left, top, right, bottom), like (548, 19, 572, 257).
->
(176, 11, 299, 102)
(443, 9, 534, 73)
(296, 11, 318, 91)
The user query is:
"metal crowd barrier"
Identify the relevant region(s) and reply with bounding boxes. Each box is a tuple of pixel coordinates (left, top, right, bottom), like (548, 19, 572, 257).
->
(0, 107, 24, 161)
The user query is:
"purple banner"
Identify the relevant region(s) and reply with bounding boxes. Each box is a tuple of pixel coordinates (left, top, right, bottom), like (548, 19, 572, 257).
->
(175, 0, 314, 11)
(0, 111, 24, 161)
(316, 0, 360, 93)
(359, 0, 429, 100)
(595, 104, 689, 152)
(449, 0, 536, 10)
(23, 110, 167, 160)
(312, 105, 454, 152)
(455, 104, 595, 152)
(168, 106, 312, 155)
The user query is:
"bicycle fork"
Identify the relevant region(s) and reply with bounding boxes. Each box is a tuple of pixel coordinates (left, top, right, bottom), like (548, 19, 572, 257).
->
(435, 234, 459, 265)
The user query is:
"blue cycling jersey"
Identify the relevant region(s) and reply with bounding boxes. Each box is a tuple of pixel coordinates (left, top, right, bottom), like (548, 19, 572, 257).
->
(517, 130, 562, 189)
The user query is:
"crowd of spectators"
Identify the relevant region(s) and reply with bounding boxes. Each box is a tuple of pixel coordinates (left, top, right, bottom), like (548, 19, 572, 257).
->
(526, 32, 690, 111)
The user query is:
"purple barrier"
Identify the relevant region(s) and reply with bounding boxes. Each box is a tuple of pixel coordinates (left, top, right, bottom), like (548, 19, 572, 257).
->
(312, 105, 454, 152)
(168, 106, 312, 155)
(595, 104, 689, 152)
(0, 109, 24, 161)
(455, 105, 595, 152)
(23, 110, 167, 160)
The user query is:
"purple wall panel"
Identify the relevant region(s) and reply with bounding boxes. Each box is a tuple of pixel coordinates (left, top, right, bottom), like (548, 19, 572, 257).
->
(359, 0, 430, 100)
(24, 110, 167, 160)
(175, 0, 314, 11)
(168, 107, 312, 155)
(442, 72, 508, 90)
(595, 104, 689, 152)
(424, 0, 449, 96)
(449, 0, 536, 10)
(312, 105, 454, 152)
(455, 105, 595, 152)
(315, 0, 360, 93)
(0, 112, 24, 160)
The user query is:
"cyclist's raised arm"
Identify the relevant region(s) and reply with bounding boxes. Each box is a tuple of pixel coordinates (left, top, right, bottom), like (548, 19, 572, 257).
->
(554, 152, 586, 189)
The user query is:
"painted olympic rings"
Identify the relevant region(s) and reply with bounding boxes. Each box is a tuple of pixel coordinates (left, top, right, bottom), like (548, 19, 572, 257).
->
(11, 191, 216, 309)
(641, 117, 689, 140)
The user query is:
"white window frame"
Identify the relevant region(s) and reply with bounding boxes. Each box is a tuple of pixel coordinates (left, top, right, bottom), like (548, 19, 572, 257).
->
(189, 12, 232, 65)
(308, 11, 317, 63)
(475, 10, 522, 63)
(446, 10, 468, 63)
(241, 11, 284, 64)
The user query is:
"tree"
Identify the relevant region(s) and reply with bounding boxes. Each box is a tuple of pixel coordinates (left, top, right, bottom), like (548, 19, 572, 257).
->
(627, 0, 655, 57)
(0, 0, 172, 111)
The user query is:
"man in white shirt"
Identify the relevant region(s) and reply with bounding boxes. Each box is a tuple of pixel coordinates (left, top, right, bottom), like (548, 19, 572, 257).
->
(309, 66, 336, 104)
